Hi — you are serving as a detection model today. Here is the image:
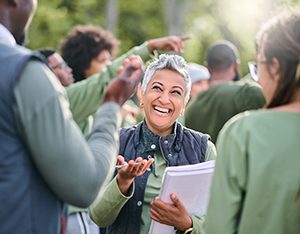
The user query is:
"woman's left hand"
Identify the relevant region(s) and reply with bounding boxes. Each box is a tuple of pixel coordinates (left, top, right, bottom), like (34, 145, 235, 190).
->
(150, 193, 192, 231)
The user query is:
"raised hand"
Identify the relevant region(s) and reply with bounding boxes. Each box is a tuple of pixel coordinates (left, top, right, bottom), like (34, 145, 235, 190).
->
(150, 193, 192, 231)
(147, 36, 191, 53)
(102, 55, 144, 106)
(116, 155, 154, 195)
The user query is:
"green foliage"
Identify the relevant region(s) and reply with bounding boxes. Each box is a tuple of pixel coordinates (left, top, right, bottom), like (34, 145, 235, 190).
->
(28, 0, 106, 51)
(117, 0, 166, 53)
(27, 0, 300, 76)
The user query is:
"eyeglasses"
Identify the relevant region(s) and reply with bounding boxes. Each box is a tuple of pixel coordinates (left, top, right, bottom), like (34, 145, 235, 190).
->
(248, 60, 268, 82)
(248, 62, 258, 82)
(51, 61, 69, 70)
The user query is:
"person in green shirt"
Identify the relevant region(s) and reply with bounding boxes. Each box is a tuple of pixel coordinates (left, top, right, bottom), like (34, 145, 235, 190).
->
(204, 11, 300, 234)
(184, 40, 259, 144)
(185, 79, 266, 143)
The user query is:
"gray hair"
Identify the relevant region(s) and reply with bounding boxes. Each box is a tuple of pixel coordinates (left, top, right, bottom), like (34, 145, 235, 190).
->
(141, 54, 192, 103)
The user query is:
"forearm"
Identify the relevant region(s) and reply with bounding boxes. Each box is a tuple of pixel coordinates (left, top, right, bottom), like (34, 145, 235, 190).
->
(90, 177, 134, 227)
(15, 61, 121, 207)
(66, 71, 115, 124)
(109, 42, 151, 74)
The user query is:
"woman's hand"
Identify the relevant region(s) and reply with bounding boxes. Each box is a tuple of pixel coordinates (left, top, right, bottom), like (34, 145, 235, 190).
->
(116, 155, 154, 195)
(150, 193, 192, 231)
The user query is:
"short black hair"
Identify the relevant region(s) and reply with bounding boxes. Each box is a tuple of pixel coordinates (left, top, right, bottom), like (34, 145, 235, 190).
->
(206, 40, 239, 71)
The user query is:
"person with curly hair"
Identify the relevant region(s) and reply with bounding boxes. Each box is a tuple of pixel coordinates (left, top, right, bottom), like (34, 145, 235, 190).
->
(60, 25, 119, 82)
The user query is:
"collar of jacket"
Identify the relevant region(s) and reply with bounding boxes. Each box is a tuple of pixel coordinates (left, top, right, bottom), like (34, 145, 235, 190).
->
(133, 120, 183, 154)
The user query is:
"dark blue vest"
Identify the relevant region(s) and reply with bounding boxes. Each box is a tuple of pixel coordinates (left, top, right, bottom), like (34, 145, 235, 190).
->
(0, 43, 63, 233)
(105, 122, 209, 234)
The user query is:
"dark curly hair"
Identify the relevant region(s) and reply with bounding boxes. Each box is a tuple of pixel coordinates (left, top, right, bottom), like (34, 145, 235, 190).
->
(60, 25, 119, 82)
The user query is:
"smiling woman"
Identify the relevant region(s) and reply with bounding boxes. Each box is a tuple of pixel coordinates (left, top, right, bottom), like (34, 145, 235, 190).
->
(89, 54, 217, 234)
(140, 56, 190, 136)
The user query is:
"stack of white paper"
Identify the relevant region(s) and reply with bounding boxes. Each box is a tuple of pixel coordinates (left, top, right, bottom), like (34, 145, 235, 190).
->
(149, 160, 215, 234)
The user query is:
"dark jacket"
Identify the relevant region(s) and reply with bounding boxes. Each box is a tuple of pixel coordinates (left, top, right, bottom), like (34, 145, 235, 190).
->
(0, 43, 64, 234)
(106, 121, 209, 234)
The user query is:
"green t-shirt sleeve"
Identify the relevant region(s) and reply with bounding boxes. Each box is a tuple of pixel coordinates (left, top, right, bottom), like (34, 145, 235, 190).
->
(14, 60, 121, 208)
(204, 115, 248, 234)
(89, 177, 135, 227)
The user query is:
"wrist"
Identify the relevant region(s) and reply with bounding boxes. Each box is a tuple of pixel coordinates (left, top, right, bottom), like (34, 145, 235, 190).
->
(176, 216, 193, 234)
(146, 39, 155, 52)
(116, 175, 134, 195)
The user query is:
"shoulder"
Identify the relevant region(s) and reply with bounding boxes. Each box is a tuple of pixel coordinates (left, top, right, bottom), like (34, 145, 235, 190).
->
(119, 122, 142, 144)
(181, 124, 210, 143)
(236, 80, 265, 102)
(120, 124, 138, 137)
(219, 110, 267, 138)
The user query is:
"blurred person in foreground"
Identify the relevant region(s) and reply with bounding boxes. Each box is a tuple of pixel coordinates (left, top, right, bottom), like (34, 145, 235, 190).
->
(204, 11, 300, 234)
(89, 54, 217, 234)
(0, 0, 143, 233)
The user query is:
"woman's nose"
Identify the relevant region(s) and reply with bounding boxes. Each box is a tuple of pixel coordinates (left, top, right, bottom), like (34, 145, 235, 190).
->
(158, 92, 170, 104)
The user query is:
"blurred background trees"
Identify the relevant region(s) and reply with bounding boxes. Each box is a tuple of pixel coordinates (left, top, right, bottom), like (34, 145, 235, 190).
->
(28, 0, 300, 76)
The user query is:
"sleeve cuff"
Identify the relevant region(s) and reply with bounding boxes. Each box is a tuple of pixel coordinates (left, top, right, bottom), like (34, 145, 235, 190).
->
(112, 176, 135, 199)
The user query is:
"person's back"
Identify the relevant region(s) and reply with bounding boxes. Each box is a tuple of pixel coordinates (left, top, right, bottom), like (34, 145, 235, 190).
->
(0, 1, 144, 231)
(185, 79, 265, 143)
(211, 110, 300, 233)
(0, 40, 143, 233)
(204, 11, 300, 234)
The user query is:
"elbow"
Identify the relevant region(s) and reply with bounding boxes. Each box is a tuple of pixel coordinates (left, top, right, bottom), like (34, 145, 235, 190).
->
(65, 183, 101, 208)
(67, 192, 96, 208)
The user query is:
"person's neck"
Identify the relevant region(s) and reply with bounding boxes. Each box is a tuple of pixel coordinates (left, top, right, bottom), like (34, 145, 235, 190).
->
(271, 90, 300, 113)
(271, 102, 300, 113)
(209, 70, 235, 88)
(144, 120, 173, 137)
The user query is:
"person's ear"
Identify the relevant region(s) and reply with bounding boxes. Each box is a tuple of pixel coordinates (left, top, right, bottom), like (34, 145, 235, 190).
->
(180, 105, 186, 116)
(233, 63, 238, 73)
(270, 58, 281, 82)
(179, 110, 184, 116)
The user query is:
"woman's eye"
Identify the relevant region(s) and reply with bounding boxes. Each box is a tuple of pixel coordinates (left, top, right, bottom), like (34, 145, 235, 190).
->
(171, 90, 182, 96)
(152, 85, 162, 91)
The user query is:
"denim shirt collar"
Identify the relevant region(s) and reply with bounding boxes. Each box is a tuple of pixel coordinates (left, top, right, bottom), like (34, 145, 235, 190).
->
(135, 121, 178, 159)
